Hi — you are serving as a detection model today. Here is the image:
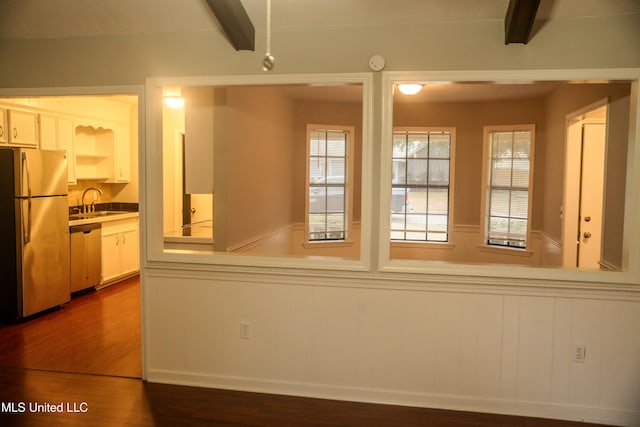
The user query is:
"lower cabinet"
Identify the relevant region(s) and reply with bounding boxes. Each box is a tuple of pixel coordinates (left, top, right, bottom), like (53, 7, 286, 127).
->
(100, 217, 139, 286)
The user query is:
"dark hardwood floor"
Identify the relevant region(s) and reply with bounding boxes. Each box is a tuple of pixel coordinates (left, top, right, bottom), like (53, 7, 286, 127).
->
(0, 276, 141, 378)
(0, 277, 609, 426)
(0, 367, 609, 427)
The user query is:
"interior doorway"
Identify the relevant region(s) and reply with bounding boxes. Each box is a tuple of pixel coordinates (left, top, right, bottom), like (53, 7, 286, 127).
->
(562, 100, 608, 269)
(0, 90, 142, 379)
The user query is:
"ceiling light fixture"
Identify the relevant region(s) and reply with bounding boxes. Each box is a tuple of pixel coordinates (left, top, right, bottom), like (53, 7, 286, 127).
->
(162, 87, 184, 109)
(262, 0, 275, 71)
(397, 83, 424, 95)
(163, 96, 185, 109)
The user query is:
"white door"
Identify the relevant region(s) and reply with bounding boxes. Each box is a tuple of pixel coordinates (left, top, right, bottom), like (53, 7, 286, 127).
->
(577, 123, 606, 269)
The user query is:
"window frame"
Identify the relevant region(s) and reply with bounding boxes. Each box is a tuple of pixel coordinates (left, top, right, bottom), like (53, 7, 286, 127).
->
(379, 70, 640, 287)
(305, 124, 355, 243)
(390, 127, 456, 244)
(480, 124, 536, 251)
(145, 73, 373, 273)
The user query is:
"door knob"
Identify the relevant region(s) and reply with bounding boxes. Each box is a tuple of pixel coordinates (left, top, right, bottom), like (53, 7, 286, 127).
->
(583, 231, 592, 238)
(584, 216, 591, 222)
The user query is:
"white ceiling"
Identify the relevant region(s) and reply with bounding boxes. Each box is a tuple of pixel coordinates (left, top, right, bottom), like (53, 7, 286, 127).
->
(2, 1, 634, 104)
(0, 0, 638, 40)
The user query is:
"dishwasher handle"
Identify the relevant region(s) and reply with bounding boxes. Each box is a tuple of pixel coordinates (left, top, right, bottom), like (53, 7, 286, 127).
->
(70, 222, 102, 234)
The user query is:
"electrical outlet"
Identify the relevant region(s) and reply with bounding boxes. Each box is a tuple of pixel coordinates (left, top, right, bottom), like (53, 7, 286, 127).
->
(573, 344, 586, 363)
(239, 321, 252, 340)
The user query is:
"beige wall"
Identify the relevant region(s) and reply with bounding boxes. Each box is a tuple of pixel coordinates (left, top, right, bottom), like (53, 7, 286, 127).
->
(393, 96, 546, 228)
(215, 86, 296, 250)
(392, 83, 632, 267)
(541, 83, 631, 241)
(161, 104, 184, 233)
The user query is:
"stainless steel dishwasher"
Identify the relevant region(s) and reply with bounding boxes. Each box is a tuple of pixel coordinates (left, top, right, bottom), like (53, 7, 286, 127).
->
(70, 222, 102, 293)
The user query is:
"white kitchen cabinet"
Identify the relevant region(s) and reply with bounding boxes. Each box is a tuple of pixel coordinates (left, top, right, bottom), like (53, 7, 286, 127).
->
(74, 123, 130, 183)
(7, 109, 39, 147)
(113, 125, 131, 182)
(100, 216, 139, 286)
(40, 114, 76, 183)
(0, 108, 7, 143)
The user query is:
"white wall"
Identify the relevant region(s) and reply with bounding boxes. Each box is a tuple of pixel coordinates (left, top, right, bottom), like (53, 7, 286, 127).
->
(145, 271, 640, 425)
(2, 8, 640, 426)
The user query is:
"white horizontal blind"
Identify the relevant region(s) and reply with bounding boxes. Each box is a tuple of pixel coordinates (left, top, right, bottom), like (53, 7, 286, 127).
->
(308, 128, 348, 241)
(390, 130, 451, 242)
(487, 130, 531, 248)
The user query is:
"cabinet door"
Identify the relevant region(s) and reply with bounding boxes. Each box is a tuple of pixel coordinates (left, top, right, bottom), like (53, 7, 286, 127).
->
(58, 118, 76, 183)
(114, 126, 131, 182)
(0, 108, 8, 143)
(101, 232, 122, 284)
(119, 228, 139, 275)
(8, 110, 39, 147)
(39, 115, 58, 150)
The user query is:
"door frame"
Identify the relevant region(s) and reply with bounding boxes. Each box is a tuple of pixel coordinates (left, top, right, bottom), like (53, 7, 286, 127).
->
(562, 98, 608, 268)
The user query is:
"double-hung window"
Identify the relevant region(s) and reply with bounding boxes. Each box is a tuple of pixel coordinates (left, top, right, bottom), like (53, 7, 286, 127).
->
(390, 128, 454, 242)
(307, 125, 353, 241)
(482, 125, 535, 249)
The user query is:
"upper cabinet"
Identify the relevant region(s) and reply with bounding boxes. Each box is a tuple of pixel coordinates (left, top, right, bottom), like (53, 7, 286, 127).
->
(40, 114, 76, 183)
(0, 108, 7, 143)
(74, 123, 130, 183)
(0, 97, 133, 183)
(114, 124, 131, 182)
(8, 110, 39, 147)
(0, 109, 39, 147)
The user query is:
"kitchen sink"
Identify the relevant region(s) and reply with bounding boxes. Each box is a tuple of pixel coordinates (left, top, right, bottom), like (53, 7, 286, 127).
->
(69, 211, 129, 220)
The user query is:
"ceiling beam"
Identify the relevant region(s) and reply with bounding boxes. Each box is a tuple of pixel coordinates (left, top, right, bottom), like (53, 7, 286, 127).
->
(504, 0, 541, 44)
(205, 0, 255, 51)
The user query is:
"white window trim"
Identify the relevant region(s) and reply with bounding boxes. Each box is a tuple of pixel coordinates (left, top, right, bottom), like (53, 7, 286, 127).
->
(479, 124, 535, 253)
(145, 73, 373, 273)
(390, 126, 456, 247)
(379, 69, 640, 287)
(305, 124, 355, 244)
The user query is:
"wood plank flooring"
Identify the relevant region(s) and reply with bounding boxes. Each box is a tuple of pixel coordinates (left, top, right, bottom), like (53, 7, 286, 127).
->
(0, 367, 609, 427)
(0, 276, 141, 378)
(0, 276, 610, 426)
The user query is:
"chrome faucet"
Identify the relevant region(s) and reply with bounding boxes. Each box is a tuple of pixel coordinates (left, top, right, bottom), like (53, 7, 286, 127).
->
(82, 187, 103, 213)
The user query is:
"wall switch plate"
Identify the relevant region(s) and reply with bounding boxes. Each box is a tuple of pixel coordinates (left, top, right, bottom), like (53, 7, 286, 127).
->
(240, 321, 252, 340)
(573, 344, 586, 362)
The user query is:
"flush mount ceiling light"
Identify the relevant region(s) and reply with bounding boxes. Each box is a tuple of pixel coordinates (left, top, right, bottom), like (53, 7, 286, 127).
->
(397, 83, 424, 95)
(162, 88, 184, 109)
(163, 96, 185, 109)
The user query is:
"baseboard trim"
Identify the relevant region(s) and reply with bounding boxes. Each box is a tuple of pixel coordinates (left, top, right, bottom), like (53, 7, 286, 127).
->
(227, 224, 294, 253)
(146, 369, 639, 426)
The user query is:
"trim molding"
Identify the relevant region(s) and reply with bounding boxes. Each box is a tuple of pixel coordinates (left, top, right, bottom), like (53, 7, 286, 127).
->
(227, 223, 294, 253)
(146, 369, 639, 426)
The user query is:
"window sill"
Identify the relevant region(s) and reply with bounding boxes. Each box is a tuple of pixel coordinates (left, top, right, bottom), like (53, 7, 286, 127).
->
(303, 240, 355, 249)
(477, 244, 533, 257)
(391, 241, 456, 250)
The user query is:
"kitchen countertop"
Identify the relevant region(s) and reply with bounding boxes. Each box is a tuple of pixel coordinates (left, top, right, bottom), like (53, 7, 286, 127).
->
(164, 220, 213, 244)
(69, 211, 139, 227)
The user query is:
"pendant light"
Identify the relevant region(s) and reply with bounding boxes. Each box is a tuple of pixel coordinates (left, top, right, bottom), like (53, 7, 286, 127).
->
(262, 0, 275, 71)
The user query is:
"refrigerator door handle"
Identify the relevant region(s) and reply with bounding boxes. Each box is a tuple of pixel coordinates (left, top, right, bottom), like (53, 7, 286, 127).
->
(21, 152, 31, 244)
(25, 199, 31, 244)
(22, 151, 32, 198)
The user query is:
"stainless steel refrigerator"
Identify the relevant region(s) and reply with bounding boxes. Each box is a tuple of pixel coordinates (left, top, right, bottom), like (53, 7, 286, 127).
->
(0, 148, 70, 321)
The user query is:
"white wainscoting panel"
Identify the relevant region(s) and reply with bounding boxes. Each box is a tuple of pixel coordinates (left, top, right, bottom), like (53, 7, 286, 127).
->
(144, 271, 640, 425)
